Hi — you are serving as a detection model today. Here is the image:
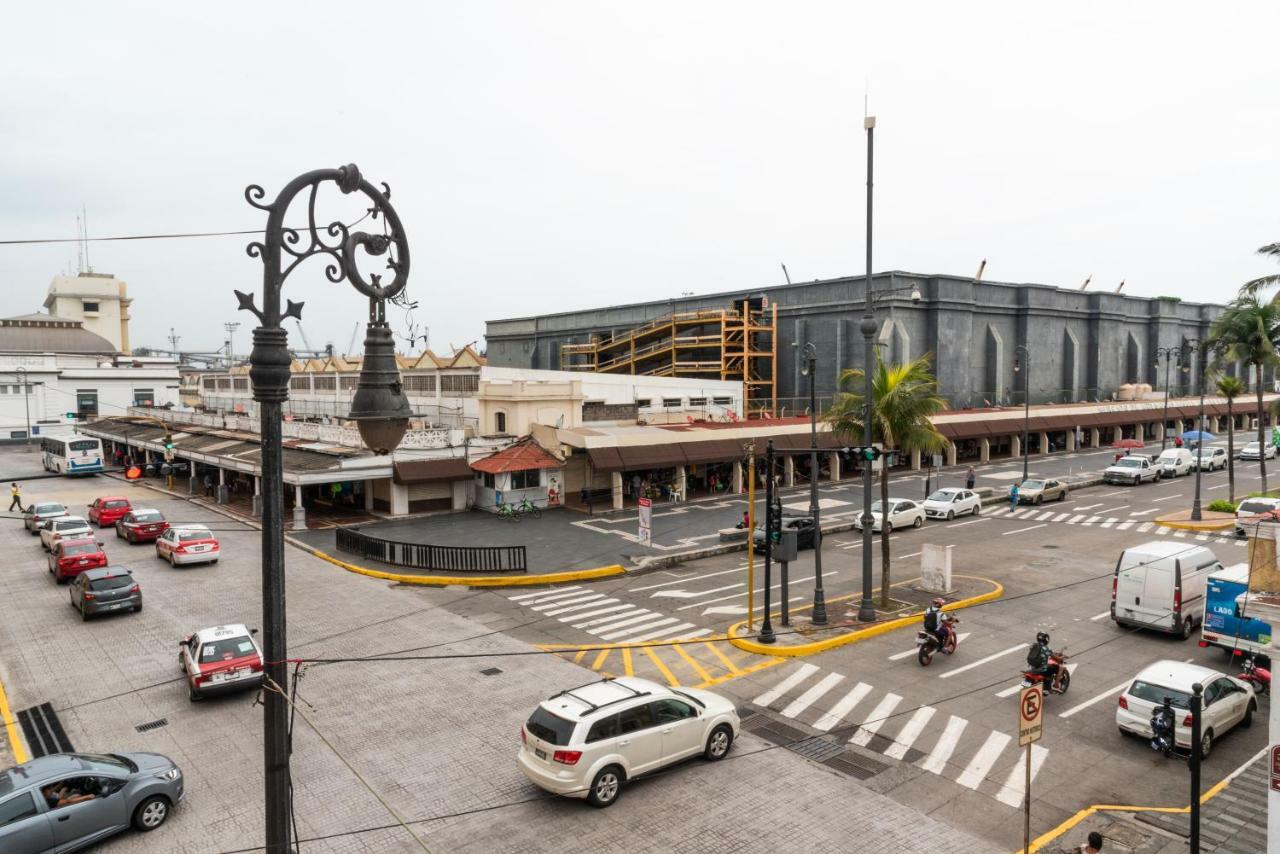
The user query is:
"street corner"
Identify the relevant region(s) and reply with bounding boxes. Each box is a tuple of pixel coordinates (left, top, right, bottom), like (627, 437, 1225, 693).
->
(1152, 508, 1235, 531)
(0, 663, 29, 767)
(726, 574, 1003, 658)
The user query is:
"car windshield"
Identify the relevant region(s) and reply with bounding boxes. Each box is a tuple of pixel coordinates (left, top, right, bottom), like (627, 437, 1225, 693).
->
(131, 512, 163, 523)
(69, 440, 98, 451)
(76, 753, 136, 772)
(55, 520, 88, 530)
(526, 706, 575, 746)
(90, 575, 134, 591)
(199, 636, 257, 662)
(671, 688, 706, 709)
(179, 530, 212, 542)
(1114, 459, 1142, 468)
(62, 543, 99, 556)
(870, 501, 886, 512)
(1196, 449, 1215, 458)
(927, 491, 956, 502)
(1128, 680, 1192, 709)
(1245, 444, 1260, 451)
(1238, 500, 1278, 515)
(1021, 480, 1044, 489)
(33, 503, 64, 514)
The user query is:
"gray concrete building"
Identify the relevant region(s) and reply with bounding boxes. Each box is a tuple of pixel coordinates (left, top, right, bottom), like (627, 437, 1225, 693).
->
(486, 271, 1241, 411)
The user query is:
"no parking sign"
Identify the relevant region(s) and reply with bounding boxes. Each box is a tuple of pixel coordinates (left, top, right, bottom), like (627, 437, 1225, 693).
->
(1019, 684, 1043, 746)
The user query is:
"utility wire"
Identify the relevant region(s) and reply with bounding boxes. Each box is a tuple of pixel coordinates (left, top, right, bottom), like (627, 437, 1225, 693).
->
(0, 211, 375, 247)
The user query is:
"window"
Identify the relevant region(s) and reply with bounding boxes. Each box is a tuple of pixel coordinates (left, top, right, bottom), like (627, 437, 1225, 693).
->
(339, 375, 359, 390)
(635, 399, 651, 408)
(662, 398, 682, 407)
(215, 378, 232, 390)
(617, 704, 654, 734)
(1128, 680, 1191, 709)
(75, 389, 98, 416)
(82, 300, 99, 313)
(511, 469, 540, 490)
(441, 373, 479, 395)
(290, 376, 311, 391)
(313, 376, 336, 391)
(89, 575, 135, 592)
(233, 378, 249, 390)
(199, 635, 256, 663)
(203, 378, 217, 390)
(481, 472, 495, 489)
(133, 388, 155, 407)
(404, 374, 436, 393)
(525, 707, 574, 746)
(586, 714, 620, 743)
(651, 699, 696, 723)
(0, 792, 38, 827)
(494, 412, 507, 434)
(688, 397, 707, 407)
(712, 396, 733, 406)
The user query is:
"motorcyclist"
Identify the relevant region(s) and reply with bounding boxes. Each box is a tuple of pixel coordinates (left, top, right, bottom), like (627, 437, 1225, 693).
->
(1026, 631, 1058, 687)
(922, 598, 951, 653)
(1150, 697, 1175, 755)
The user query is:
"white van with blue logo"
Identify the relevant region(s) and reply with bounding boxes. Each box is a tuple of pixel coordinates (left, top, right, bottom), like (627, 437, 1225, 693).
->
(1200, 562, 1272, 660)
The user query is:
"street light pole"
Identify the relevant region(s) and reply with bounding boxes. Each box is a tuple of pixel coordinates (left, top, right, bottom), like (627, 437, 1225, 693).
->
(1014, 345, 1031, 482)
(801, 343, 827, 624)
(1156, 346, 1181, 451)
(16, 368, 31, 451)
(759, 439, 776, 643)
(857, 114, 877, 624)
(1190, 340, 1208, 522)
(241, 164, 413, 853)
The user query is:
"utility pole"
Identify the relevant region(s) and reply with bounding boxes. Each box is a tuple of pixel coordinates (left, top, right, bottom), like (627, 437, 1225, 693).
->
(759, 439, 776, 643)
(1190, 682, 1203, 853)
(857, 112, 878, 623)
(1014, 345, 1031, 482)
(225, 322, 241, 368)
(169, 328, 182, 360)
(800, 343, 827, 624)
(743, 440, 756, 631)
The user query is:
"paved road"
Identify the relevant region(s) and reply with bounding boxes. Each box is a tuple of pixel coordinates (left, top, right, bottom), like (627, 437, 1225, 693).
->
(0, 447, 991, 853)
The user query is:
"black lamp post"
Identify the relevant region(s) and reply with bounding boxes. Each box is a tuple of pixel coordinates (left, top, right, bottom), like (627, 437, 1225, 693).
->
(240, 164, 412, 852)
(1189, 339, 1212, 522)
(799, 343, 827, 625)
(1013, 345, 1031, 482)
(1155, 345, 1185, 451)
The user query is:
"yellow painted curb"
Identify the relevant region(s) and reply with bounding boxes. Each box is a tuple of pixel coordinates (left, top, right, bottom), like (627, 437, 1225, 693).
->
(1154, 512, 1234, 532)
(308, 548, 624, 587)
(727, 575, 1004, 657)
(0, 668, 29, 765)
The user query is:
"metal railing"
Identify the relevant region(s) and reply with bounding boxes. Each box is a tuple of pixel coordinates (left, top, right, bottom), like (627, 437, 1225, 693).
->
(335, 527, 526, 573)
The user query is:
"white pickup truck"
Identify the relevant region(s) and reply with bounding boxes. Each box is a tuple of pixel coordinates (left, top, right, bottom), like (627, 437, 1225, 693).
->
(1103, 454, 1159, 485)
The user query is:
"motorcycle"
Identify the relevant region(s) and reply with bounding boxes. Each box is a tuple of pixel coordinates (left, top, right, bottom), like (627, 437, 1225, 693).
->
(916, 616, 959, 666)
(1149, 705, 1176, 757)
(1021, 648, 1071, 695)
(1235, 651, 1271, 695)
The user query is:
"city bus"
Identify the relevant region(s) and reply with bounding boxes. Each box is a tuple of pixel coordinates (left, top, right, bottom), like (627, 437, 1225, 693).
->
(41, 434, 105, 476)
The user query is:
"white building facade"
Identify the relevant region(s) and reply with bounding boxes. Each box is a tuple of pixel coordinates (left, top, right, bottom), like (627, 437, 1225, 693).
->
(44, 273, 133, 353)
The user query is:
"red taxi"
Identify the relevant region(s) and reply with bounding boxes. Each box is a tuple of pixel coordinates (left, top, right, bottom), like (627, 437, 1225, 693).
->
(178, 624, 264, 701)
(48, 536, 109, 582)
(115, 508, 169, 543)
(88, 495, 132, 526)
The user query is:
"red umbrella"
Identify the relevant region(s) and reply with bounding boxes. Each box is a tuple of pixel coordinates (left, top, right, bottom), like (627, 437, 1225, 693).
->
(1111, 439, 1145, 449)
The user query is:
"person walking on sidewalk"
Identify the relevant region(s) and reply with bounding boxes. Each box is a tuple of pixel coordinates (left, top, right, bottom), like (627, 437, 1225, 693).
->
(8, 482, 23, 513)
(965, 466, 976, 490)
(1009, 483, 1020, 511)
(1078, 831, 1103, 853)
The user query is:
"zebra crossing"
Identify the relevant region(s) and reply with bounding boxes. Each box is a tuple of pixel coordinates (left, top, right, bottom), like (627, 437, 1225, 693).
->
(984, 504, 1243, 546)
(506, 585, 713, 644)
(750, 661, 1046, 808)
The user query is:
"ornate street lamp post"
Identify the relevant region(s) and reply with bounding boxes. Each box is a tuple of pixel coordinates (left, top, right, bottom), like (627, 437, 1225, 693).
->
(240, 164, 412, 852)
(799, 343, 827, 624)
(1155, 345, 1185, 451)
(1013, 345, 1031, 482)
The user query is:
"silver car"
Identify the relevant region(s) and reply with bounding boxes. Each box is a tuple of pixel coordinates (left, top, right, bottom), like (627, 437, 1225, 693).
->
(23, 502, 67, 534)
(0, 752, 183, 853)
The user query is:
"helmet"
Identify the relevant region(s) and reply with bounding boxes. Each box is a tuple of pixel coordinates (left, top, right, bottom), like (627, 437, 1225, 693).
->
(1035, 631, 1050, 645)
(932, 598, 946, 608)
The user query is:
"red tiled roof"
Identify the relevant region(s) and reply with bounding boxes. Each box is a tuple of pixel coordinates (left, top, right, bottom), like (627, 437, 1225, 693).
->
(472, 440, 562, 474)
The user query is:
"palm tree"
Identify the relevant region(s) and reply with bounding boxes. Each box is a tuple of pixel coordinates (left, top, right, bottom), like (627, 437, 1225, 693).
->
(1239, 242, 1280, 297)
(1215, 374, 1244, 502)
(1208, 295, 1280, 494)
(826, 353, 948, 607)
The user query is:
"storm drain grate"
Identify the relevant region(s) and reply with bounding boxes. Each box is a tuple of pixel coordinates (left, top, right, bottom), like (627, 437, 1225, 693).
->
(480, 667, 503, 676)
(788, 736, 845, 763)
(135, 718, 169, 733)
(17, 703, 75, 758)
(822, 749, 890, 780)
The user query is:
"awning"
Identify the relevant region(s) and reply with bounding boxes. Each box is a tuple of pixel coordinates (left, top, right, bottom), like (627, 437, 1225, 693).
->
(682, 439, 744, 464)
(587, 447, 625, 472)
(393, 458, 473, 485)
(618, 445, 686, 469)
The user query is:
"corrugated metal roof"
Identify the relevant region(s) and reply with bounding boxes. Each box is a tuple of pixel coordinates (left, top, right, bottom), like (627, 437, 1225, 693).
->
(0, 316, 116, 353)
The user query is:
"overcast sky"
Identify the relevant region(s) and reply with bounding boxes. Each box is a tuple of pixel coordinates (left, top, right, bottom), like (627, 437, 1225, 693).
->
(2, 2, 1277, 357)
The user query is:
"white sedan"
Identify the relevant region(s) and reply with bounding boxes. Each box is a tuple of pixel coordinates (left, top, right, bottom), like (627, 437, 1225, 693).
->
(1239, 442, 1277, 461)
(923, 488, 982, 520)
(40, 516, 93, 551)
(853, 498, 926, 533)
(1116, 660, 1257, 758)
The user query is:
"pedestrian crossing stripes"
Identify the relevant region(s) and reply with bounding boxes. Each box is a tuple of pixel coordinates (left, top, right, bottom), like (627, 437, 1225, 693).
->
(750, 662, 1048, 809)
(984, 505, 1242, 546)
(506, 586, 712, 644)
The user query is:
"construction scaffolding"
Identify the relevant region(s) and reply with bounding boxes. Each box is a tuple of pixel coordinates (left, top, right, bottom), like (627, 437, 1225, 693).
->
(560, 298, 777, 416)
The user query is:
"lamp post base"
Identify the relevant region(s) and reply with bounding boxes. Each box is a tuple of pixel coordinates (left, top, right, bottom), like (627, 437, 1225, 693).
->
(857, 599, 876, 622)
(758, 619, 776, 644)
(811, 590, 829, 626)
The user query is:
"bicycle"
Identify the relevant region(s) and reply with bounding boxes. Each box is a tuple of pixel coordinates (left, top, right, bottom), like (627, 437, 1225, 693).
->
(497, 502, 520, 521)
(516, 498, 542, 519)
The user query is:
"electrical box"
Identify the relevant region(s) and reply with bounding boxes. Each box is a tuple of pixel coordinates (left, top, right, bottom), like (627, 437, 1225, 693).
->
(774, 529, 799, 563)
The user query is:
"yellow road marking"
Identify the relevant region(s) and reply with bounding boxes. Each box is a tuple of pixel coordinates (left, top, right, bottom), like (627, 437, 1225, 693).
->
(592, 648, 611, 671)
(0, 668, 28, 764)
(622, 647, 634, 676)
(673, 644, 712, 683)
(705, 641, 744, 676)
(642, 646, 680, 686)
(695, 655, 786, 688)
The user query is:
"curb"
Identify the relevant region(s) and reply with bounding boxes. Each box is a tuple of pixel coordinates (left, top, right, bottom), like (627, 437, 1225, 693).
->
(1153, 516, 1235, 532)
(726, 575, 1004, 657)
(0, 667, 29, 765)
(298, 543, 625, 588)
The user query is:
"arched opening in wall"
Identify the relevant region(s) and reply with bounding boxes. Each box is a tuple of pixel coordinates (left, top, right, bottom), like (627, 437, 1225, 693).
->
(494, 411, 507, 435)
(983, 325, 1003, 406)
(877, 318, 911, 366)
(1062, 328, 1079, 403)
(1124, 332, 1142, 383)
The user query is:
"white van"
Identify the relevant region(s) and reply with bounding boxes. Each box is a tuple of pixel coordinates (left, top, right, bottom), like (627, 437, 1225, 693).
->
(1155, 447, 1194, 478)
(1111, 541, 1221, 638)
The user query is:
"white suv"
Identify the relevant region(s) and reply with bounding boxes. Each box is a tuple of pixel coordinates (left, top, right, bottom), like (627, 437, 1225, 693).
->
(518, 676, 739, 807)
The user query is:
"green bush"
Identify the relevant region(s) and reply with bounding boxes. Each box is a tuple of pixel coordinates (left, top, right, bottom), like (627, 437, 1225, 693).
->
(1246, 490, 1280, 499)
(1207, 499, 1237, 513)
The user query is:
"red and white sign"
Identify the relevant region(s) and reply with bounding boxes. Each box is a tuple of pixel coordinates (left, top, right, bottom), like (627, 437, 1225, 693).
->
(1019, 684, 1043, 746)
(638, 497, 652, 547)
(1270, 745, 1280, 793)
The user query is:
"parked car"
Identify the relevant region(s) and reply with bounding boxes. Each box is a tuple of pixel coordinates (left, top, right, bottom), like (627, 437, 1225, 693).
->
(115, 509, 169, 543)
(155, 525, 220, 566)
(1193, 446, 1228, 472)
(1239, 441, 1276, 461)
(48, 537, 108, 583)
(87, 496, 132, 527)
(1155, 448, 1195, 478)
(178, 624, 264, 701)
(752, 515, 816, 550)
(518, 676, 739, 808)
(1016, 479, 1067, 505)
(71, 567, 143, 620)
(853, 498, 925, 532)
(1111, 541, 1221, 638)
(41, 517, 93, 552)
(0, 752, 183, 853)
(1233, 497, 1280, 537)
(22, 501, 67, 533)
(922, 488, 981, 520)
(1103, 455, 1159, 485)
(1116, 660, 1256, 758)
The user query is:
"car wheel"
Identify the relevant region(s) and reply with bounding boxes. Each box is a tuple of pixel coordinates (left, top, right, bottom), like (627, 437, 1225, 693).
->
(1035, 496, 1043, 506)
(134, 603, 143, 613)
(885, 522, 894, 534)
(1200, 729, 1213, 760)
(132, 795, 170, 831)
(587, 765, 624, 808)
(946, 510, 955, 521)
(1242, 701, 1256, 728)
(1181, 617, 1194, 640)
(188, 682, 202, 702)
(972, 505, 980, 515)
(80, 605, 89, 622)
(1058, 490, 1067, 501)
(912, 516, 923, 528)
(705, 724, 734, 760)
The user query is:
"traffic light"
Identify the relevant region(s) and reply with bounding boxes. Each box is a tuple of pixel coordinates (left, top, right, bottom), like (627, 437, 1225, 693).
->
(163, 434, 175, 463)
(851, 446, 882, 462)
